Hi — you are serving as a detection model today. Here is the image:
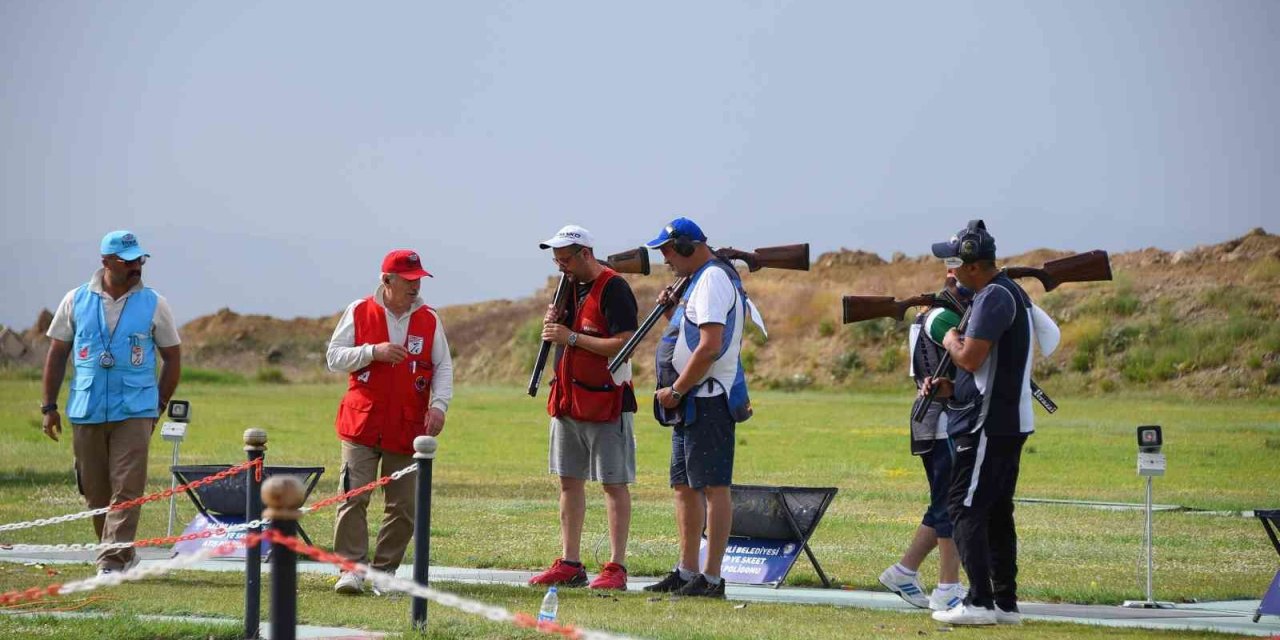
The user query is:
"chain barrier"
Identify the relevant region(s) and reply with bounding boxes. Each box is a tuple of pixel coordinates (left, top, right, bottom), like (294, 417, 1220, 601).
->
(0, 459, 262, 535)
(1, 519, 269, 554)
(2, 527, 643, 640)
(264, 530, 643, 640)
(301, 462, 417, 513)
(1, 460, 412, 552)
(0, 533, 262, 606)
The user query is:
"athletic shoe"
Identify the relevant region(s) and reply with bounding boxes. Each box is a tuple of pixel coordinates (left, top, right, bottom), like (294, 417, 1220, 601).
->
(878, 565, 929, 609)
(642, 570, 690, 593)
(589, 562, 628, 590)
(334, 571, 364, 595)
(929, 585, 967, 611)
(995, 605, 1022, 625)
(674, 574, 726, 598)
(931, 604, 997, 625)
(528, 558, 588, 587)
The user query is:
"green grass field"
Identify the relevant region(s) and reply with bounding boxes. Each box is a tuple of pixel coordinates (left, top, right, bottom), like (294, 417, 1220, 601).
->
(1, 380, 1277, 638)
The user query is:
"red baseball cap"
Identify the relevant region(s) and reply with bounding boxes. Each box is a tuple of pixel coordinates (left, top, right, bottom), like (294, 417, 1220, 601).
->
(381, 249, 432, 280)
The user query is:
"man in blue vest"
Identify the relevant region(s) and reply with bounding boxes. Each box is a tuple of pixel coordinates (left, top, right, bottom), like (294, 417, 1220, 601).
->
(642, 217, 756, 599)
(927, 220, 1034, 626)
(41, 230, 182, 576)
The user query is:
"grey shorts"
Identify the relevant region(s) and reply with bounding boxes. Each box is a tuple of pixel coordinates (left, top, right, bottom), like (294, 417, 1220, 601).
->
(549, 412, 636, 484)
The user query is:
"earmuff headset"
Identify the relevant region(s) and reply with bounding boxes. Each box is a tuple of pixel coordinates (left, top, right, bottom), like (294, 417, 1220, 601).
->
(666, 224, 698, 258)
(956, 219, 988, 263)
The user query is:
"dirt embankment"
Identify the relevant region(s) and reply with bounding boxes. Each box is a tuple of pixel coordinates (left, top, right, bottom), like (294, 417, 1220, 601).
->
(4, 229, 1277, 395)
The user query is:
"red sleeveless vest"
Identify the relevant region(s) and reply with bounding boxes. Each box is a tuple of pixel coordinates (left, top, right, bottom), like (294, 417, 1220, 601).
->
(334, 297, 437, 455)
(547, 269, 629, 423)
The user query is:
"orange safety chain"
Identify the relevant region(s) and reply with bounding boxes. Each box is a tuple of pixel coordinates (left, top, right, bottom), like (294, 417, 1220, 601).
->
(109, 458, 263, 513)
(0, 533, 263, 606)
(305, 473, 394, 512)
(262, 530, 586, 639)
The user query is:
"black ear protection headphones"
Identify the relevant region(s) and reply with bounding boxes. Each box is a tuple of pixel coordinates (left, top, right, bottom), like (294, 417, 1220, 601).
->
(667, 224, 698, 257)
(956, 219, 988, 262)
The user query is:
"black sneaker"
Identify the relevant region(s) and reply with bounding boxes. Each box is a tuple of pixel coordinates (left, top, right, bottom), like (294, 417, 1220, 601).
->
(674, 574, 726, 598)
(642, 570, 690, 593)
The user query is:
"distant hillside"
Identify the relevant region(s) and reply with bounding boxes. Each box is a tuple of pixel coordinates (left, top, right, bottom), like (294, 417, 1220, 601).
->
(3, 229, 1278, 396)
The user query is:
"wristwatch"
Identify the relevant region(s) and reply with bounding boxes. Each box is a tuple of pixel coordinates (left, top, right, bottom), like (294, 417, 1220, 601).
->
(669, 387, 683, 402)
(567, 332, 579, 347)
(40, 403, 57, 415)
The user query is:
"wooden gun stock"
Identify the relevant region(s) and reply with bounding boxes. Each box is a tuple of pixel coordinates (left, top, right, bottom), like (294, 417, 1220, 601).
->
(1005, 250, 1112, 292)
(842, 293, 939, 324)
(715, 243, 810, 272)
(602, 247, 651, 275)
(607, 242, 808, 373)
(527, 274, 571, 397)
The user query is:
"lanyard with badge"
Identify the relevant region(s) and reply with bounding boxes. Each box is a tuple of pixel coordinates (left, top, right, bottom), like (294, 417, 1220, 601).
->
(95, 295, 129, 369)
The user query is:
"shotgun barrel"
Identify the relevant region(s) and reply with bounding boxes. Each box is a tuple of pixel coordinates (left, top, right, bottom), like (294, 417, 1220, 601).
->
(527, 274, 571, 397)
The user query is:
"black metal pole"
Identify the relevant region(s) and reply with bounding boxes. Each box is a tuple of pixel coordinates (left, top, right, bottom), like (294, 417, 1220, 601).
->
(243, 428, 267, 639)
(263, 476, 304, 640)
(411, 435, 438, 629)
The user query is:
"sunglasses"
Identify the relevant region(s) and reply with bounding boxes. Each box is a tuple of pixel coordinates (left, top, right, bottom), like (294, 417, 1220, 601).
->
(111, 255, 148, 266)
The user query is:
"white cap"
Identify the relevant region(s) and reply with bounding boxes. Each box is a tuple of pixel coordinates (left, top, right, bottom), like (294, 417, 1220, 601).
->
(539, 224, 594, 249)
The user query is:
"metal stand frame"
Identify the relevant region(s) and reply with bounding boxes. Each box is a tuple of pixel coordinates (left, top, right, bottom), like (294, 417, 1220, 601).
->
(1122, 476, 1174, 609)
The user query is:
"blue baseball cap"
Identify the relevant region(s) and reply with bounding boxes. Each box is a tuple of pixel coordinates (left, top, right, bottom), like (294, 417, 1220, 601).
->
(100, 230, 149, 261)
(645, 217, 708, 249)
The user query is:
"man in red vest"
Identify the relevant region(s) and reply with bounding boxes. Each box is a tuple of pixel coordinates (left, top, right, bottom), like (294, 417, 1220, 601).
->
(325, 249, 454, 595)
(528, 225, 639, 591)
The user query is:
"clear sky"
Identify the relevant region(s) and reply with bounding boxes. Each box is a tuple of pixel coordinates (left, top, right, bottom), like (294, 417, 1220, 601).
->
(2, 1, 1276, 328)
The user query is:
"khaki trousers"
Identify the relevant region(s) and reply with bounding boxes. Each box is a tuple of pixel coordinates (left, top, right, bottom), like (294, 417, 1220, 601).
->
(332, 441, 417, 572)
(71, 418, 152, 570)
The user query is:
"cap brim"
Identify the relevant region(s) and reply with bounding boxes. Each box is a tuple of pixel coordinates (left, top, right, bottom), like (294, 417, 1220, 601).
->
(397, 269, 432, 280)
(931, 241, 960, 259)
(645, 235, 673, 249)
(539, 239, 574, 249)
(116, 247, 149, 260)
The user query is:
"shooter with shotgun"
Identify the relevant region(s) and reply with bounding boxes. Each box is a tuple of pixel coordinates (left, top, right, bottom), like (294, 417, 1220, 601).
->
(922, 220, 1046, 626)
(638, 217, 809, 598)
(528, 225, 642, 590)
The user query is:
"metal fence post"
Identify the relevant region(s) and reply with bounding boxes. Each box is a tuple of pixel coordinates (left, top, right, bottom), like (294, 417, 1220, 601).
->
(243, 428, 267, 639)
(263, 475, 304, 640)
(411, 435, 437, 629)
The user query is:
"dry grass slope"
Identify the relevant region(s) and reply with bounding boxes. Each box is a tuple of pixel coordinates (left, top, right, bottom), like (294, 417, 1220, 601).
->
(3, 229, 1277, 395)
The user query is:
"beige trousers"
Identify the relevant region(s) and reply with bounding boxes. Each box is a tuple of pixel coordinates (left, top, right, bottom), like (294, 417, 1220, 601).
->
(332, 441, 417, 572)
(71, 418, 152, 570)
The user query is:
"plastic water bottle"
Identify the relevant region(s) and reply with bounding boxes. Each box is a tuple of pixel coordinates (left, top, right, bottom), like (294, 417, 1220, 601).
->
(537, 586, 559, 625)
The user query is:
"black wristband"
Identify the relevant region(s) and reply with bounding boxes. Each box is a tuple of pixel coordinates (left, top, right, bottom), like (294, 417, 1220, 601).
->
(40, 403, 58, 415)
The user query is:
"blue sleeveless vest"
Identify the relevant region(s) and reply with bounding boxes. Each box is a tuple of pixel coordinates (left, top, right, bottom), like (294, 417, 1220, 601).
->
(654, 258, 754, 426)
(66, 284, 160, 424)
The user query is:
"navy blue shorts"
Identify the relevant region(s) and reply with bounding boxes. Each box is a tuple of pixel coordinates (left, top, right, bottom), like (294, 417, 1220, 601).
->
(920, 438, 955, 538)
(669, 395, 736, 489)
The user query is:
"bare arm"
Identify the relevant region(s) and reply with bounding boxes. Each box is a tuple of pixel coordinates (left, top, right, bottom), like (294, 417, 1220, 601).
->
(41, 340, 73, 441)
(657, 323, 725, 408)
(943, 330, 992, 373)
(157, 345, 181, 411)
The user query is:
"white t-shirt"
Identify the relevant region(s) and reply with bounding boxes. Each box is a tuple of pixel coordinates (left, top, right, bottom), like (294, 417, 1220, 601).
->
(675, 266, 742, 398)
(46, 269, 181, 348)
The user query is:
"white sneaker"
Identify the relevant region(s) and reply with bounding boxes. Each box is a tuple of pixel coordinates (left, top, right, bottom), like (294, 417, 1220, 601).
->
(932, 603, 997, 625)
(995, 606, 1022, 625)
(878, 565, 929, 609)
(334, 571, 364, 595)
(96, 554, 141, 577)
(929, 586, 966, 611)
